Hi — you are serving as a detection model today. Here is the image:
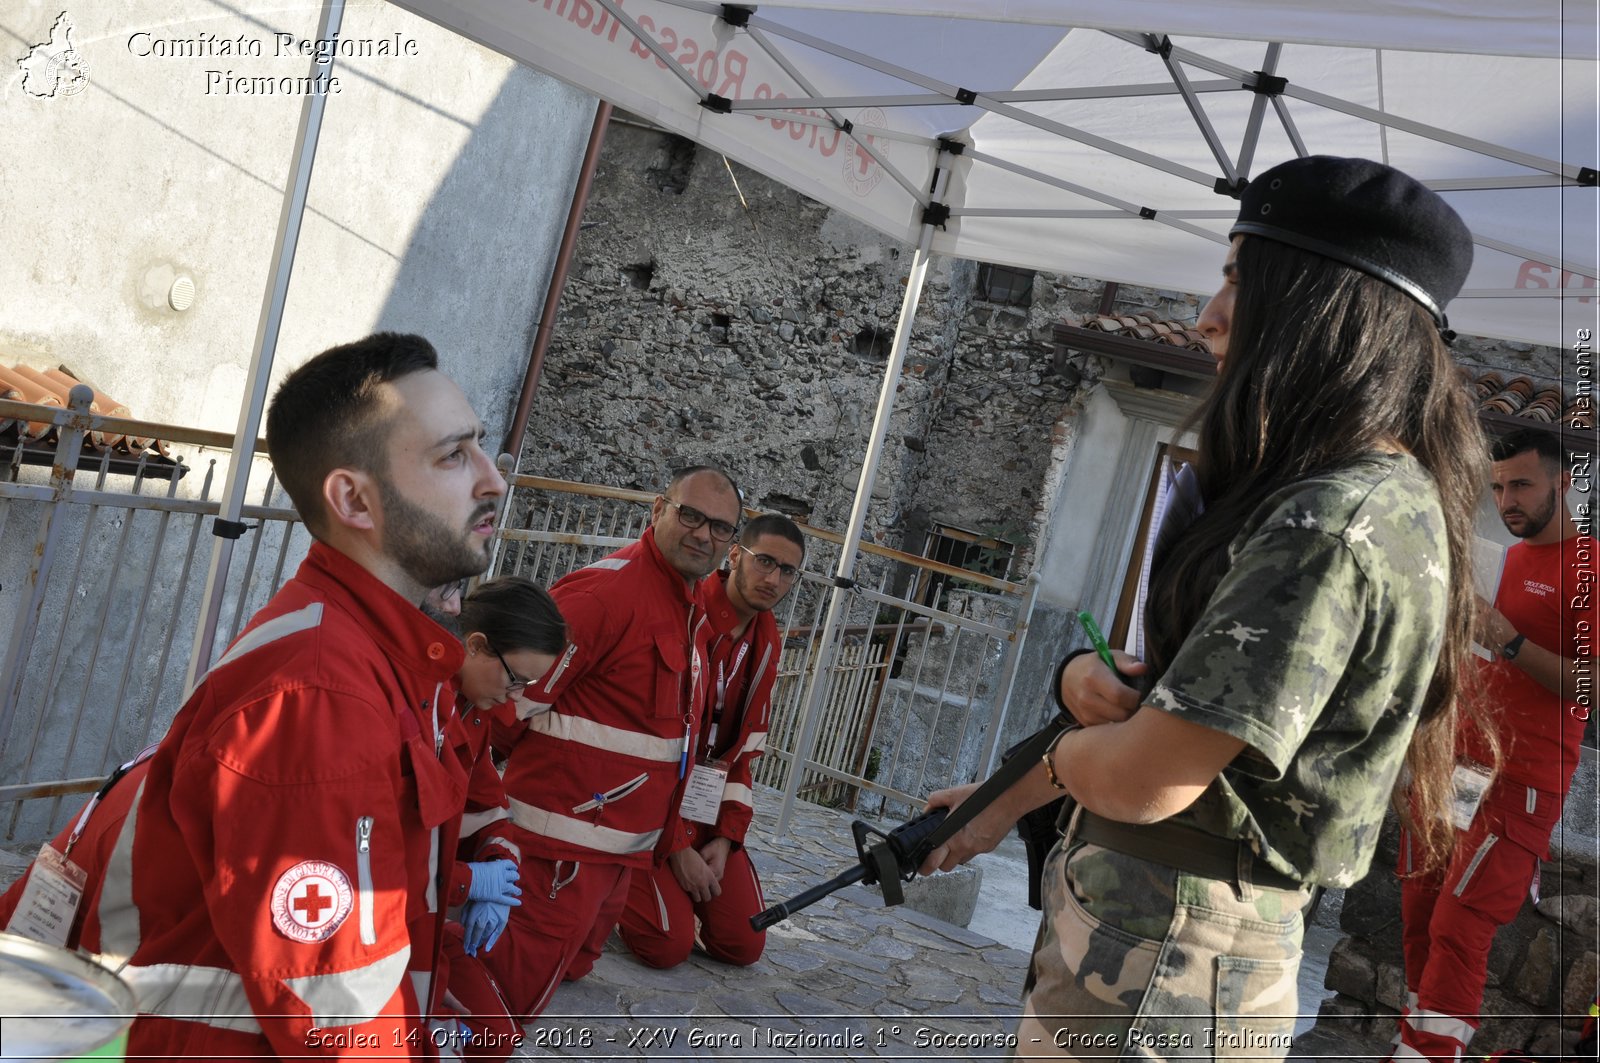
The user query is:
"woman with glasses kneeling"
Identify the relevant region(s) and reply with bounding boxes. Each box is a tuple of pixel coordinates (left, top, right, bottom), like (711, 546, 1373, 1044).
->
(437, 576, 566, 1060)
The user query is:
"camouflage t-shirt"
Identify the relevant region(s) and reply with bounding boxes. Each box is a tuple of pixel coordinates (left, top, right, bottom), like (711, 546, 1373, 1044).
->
(1147, 452, 1448, 887)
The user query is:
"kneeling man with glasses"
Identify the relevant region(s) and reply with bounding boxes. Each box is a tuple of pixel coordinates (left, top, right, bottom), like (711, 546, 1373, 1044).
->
(620, 512, 806, 969)
(484, 466, 744, 1020)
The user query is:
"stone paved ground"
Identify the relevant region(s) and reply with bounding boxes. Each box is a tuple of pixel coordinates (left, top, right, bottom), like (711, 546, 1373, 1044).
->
(510, 786, 1396, 1061)
(0, 786, 1396, 1060)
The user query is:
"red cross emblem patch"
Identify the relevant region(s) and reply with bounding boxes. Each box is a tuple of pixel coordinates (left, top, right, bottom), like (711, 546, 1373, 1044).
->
(270, 861, 353, 943)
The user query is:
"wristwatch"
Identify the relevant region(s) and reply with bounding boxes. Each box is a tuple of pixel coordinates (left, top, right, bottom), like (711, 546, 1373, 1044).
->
(1501, 633, 1527, 660)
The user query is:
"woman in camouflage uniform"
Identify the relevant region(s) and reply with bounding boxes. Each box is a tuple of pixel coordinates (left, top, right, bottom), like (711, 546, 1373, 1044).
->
(924, 156, 1491, 1060)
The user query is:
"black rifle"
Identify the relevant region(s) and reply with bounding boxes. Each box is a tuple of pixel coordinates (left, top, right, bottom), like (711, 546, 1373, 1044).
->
(751, 713, 1072, 931)
(750, 808, 950, 930)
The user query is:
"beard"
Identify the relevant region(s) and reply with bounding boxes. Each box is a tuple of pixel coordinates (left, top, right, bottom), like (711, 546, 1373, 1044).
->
(378, 478, 495, 590)
(1504, 487, 1558, 540)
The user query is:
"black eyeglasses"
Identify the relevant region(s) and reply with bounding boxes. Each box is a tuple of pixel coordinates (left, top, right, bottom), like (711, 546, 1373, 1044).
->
(663, 499, 739, 543)
(492, 647, 530, 695)
(745, 551, 800, 582)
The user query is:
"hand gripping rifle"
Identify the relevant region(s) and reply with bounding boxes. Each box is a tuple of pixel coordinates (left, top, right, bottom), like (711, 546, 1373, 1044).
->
(751, 714, 1073, 931)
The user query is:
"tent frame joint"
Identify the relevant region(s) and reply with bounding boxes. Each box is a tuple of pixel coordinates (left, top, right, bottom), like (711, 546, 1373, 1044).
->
(718, 4, 753, 28)
(701, 93, 733, 114)
(1579, 167, 1598, 187)
(955, 87, 977, 105)
(1144, 34, 1174, 60)
(937, 137, 966, 156)
(1213, 177, 1247, 198)
(921, 202, 951, 228)
(1248, 71, 1288, 97)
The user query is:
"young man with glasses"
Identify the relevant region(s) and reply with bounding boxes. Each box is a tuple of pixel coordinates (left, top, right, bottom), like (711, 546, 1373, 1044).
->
(485, 465, 743, 1020)
(619, 512, 806, 970)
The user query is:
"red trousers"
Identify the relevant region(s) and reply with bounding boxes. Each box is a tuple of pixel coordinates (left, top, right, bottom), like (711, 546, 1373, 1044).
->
(618, 842, 766, 968)
(1396, 778, 1562, 1062)
(478, 853, 629, 1021)
(440, 923, 519, 1061)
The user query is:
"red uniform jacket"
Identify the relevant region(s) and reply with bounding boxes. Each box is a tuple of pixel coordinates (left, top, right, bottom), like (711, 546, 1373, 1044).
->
(84, 543, 470, 1059)
(1464, 534, 1597, 794)
(660, 570, 779, 851)
(444, 694, 520, 908)
(499, 528, 706, 870)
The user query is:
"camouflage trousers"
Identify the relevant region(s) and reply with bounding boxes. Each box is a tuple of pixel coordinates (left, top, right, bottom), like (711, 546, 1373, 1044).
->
(1014, 834, 1311, 1061)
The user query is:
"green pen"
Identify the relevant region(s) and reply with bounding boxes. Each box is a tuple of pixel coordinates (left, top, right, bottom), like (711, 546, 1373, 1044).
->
(1076, 611, 1117, 670)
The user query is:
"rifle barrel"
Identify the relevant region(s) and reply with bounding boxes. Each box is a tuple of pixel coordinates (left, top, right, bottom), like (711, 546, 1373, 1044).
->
(749, 864, 869, 931)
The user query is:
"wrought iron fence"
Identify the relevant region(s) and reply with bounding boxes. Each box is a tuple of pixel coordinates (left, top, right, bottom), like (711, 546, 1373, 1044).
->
(494, 473, 1040, 824)
(0, 395, 310, 843)
(0, 410, 1038, 847)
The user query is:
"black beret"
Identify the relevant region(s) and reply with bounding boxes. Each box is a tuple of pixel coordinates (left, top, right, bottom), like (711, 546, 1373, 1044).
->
(1230, 155, 1474, 328)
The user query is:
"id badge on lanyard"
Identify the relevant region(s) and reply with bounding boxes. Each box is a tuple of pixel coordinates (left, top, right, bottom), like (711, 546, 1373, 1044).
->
(683, 641, 748, 823)
(1446, 762, 1494, 831)
(6, 841, 89, 948)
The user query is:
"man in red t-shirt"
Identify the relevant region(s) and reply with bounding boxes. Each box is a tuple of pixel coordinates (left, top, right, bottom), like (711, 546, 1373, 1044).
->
(1397, 429, 1596, 1062)
(618, 513, 805, 969)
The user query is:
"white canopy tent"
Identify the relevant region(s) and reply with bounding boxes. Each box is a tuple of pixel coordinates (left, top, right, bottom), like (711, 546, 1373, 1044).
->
(199, 0, 1599, 827)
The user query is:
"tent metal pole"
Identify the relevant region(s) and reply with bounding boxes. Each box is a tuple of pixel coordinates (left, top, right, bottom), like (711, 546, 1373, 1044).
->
(964, 148, 1229, 245)
(724, 80, 1239, 111)
(1150, 35, 1239, 185)
(744, 24, 929, 206)
(1235, 43, 1282, 178)
(1113, 30, 1586, 179)
(182, 0, 345, 695)
(750, 15, 1216, 186)
(773, 164, 951, 836)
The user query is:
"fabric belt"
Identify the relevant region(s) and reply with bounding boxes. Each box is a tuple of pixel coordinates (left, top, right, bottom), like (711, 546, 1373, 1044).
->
(1073, 810, 1305, 893)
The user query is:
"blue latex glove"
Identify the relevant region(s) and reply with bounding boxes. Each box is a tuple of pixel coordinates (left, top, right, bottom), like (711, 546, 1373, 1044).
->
(466, 859, 522, 906)
(461, 900, 511, 956)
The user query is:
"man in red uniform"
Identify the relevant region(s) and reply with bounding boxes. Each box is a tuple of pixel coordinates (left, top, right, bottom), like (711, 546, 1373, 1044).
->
(79, 333, 507, 1059)
(484, 465, 743, 1019)
(619, 513, 805, 968)
(1396, 429, 1596, 1061)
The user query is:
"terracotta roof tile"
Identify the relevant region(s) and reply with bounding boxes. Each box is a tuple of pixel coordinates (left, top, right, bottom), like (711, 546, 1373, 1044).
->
(0, 361, 158, 452)
(1080, 312, 1212, 354)
(1464, 367, 1587, 427)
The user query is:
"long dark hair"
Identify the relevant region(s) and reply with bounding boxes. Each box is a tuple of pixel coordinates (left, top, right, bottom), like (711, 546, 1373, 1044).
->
(459, 576, 566, 656)
(1143, 236, 1496, 873)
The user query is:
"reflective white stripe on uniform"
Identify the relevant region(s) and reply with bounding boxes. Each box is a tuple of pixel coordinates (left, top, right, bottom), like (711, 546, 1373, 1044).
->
(652, 879, 671, 933)
(460, 807, 510, 837)
(281, 947, 410, 1028)
(1526, 786, 1538, 814)
(721, 783, 753, 809)
(585, 558, 631, 572)
(1403, 1006, 1477, 1043)
(96, 778, 148, 961)
(738, 731, 767, 757)
(1390, 1046, 1431, 1060)
(507, 798, 662, 854)
(1453, 834, 1498, 897)
(110, 962, 262, 1033)
(209, 603, 325, 675)
(528, 712, 681, 762)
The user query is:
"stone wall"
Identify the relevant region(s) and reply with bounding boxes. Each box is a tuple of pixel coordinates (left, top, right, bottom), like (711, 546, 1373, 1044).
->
(518, 117, 1195, 571)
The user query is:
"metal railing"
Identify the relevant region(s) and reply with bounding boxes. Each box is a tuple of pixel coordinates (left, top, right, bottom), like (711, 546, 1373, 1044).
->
(494, 473, 1040, 823)
(0, 395, 310, 843)
(0, 416, 1038, 846)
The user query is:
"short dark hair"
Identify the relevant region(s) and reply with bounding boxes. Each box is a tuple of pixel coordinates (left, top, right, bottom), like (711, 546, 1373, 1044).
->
(460, 576, 566, 656)
(265, 333, 439, 537)
(1490, 428, 1565, 471)
(740, 512, 805, 560)
(666, 464, 743, 509)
